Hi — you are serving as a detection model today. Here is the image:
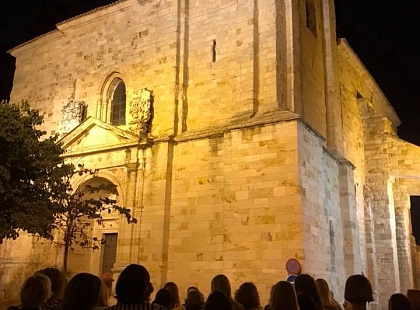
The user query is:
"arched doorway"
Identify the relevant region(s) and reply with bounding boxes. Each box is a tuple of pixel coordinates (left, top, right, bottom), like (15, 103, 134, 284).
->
(66, 177, 121, 276)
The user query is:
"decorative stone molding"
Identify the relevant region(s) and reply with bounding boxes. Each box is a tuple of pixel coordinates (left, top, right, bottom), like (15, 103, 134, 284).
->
(129, 88, 152, 137)
(59, 99, 86, 136)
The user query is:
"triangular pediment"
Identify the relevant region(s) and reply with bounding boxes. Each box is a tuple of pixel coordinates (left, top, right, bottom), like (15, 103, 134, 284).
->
(59, 117, 139, 155)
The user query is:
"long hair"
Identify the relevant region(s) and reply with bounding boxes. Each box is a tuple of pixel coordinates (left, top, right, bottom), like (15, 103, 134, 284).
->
(211, 274, 232, 299)
(35, 267, 67, 303)
(234, 282, 261, 310)
(270, 281, 299, 310)
(20, 274, 52, 308)
(204, 290, 232, 310)
(295, 274, 323, 310)
(185, 289, 205, 310)
(115, 264, 150, 304)
(61, 273, 102, 310)
(153, 288, 172, 308)
(315, 278, 336, 308)
(297, 292, 318, 310)
(164, 282, 181, 309)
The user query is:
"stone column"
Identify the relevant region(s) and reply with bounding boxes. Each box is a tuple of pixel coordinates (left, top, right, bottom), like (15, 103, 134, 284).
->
(253, 0, 288, 112)
(363, 184, 379, 303)
(284, 0, 302, 114)
(113, 147, 142, 272)
(321, 0, 344, 155)
(135, 140, 174, 288)
(361, 100, 401, 308)
(338, 161, 363, 276)
(393, 179, 414, 293)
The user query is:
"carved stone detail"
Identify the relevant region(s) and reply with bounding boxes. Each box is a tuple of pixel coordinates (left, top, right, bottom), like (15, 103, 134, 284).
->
(59, 100, 86, 135)
(129, 89, 152, 136)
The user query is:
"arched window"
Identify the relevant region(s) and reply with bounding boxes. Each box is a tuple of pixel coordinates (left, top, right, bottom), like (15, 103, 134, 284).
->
(109, 78, 126, 126)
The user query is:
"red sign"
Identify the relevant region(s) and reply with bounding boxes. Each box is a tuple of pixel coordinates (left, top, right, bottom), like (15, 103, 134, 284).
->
(285, 258, 302, 275)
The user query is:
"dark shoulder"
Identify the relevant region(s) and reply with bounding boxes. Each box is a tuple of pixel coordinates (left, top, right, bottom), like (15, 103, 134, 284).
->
(6, 306, 20, 310)
(152, 304, 166, 310)
(230, 300, 244, 310)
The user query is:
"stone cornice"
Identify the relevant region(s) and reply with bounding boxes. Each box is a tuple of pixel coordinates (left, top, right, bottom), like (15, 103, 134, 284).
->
(8, 30, 63, 57)
(8, 0, 138, 56)
(56, 0, 132, 32)
(174, 109, 300, 143)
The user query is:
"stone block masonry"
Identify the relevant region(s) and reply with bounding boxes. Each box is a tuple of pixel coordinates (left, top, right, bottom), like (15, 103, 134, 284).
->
(4, 0, 420, 308)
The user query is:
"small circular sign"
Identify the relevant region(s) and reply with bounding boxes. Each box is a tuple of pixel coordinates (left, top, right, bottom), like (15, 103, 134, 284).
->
(286, 274, 298, 284)
(285, 258, 302, 275)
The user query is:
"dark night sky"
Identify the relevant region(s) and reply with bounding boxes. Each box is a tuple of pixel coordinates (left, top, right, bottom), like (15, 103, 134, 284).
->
(1, 0, 419, 145)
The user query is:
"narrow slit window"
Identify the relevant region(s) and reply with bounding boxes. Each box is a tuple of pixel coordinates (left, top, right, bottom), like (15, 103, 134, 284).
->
(306, 0, 317, 38)
(411, 196, 420, 245)
(212, 39, 217, 62)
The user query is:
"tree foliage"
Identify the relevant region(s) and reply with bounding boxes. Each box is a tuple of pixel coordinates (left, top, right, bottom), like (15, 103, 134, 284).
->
(0, 101, 69, 241)
(53, 164, 137, 272)
(0, 102, 137, 272)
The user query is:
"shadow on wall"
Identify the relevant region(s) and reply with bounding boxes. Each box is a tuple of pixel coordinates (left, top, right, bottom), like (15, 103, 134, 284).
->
(0, 236, 60, 305)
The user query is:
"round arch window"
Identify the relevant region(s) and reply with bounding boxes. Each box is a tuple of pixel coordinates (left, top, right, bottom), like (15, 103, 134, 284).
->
(109, 78, 126, 126)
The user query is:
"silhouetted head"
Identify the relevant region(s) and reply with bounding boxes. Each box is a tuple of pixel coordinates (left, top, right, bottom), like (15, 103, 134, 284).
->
(344, 274, 374, 305)
(234, 282, 260, 310)
(153, 289, 172, 308)
(61, 273, 102, 310)
(204, 290, 232, 310)
(20, 274, 52, 309)
(36, 267, 67, 303)
(211, 274, 232, 298)
(116, 264, 151, 304)
(188, 286, 199, 293)
(407, 290, 420, 310)
(185, 289, 205, 310)
(295, 274, 322, 310)
(389, 293, 413, 310)
(269, 281, 299, 310)
(297, 292, 318, 310)
(164, 281, 181, 309)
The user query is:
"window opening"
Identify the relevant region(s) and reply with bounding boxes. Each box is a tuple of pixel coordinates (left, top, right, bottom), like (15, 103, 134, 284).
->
(111, 80, 126, 126)
(411, 196, 420, 245)
(212, 39, 217, 62)
(306, 0, 317, 38)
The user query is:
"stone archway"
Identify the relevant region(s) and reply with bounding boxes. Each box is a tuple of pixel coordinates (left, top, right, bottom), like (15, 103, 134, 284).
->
(65, 177, 121, 276)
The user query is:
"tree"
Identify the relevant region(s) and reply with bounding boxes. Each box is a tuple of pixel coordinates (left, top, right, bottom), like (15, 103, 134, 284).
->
(52, 164, 137, 272)
(0, 101, 137, 272)
(0, 101, 69, 241)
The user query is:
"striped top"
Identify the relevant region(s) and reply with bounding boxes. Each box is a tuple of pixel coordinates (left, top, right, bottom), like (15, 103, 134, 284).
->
(108, 302, 166, 310)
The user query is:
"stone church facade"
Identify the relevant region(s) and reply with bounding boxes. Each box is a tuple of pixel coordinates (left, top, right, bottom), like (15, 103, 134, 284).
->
(2, 0, 420, 308)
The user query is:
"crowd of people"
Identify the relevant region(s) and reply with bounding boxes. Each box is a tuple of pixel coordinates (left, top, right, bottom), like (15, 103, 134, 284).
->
(5, 264, 420, 310)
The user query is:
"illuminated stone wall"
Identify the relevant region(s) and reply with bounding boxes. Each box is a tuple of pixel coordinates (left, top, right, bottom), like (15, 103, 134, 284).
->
(298, 0, 326, 137)
(361, 103, 420, 307)
(10, 0, 179, 138)
(297, 121, 345, 299)
(3, 0, 420, 308)
(337, 40, 420, 308)
(169, 120, 301, 298)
